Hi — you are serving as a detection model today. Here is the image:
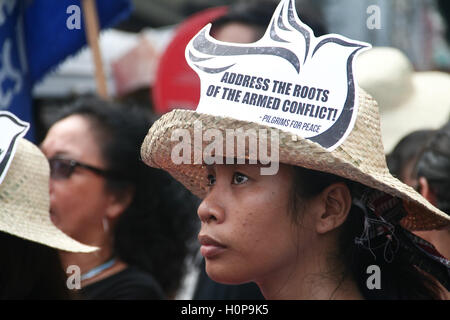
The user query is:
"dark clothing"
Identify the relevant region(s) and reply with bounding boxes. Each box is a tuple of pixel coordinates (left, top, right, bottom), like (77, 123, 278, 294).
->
(81, 266, 165, 300)
(193, 259, 264, 300)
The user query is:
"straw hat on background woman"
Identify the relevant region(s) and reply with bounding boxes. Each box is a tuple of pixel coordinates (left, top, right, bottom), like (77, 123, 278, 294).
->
(0, 114, 95, 298)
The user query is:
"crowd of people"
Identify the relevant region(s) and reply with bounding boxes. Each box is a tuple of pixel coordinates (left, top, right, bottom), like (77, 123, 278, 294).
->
(1, 0, 449, 300)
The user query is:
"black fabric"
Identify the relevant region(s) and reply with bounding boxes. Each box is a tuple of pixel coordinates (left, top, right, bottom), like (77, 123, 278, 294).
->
(193, 259, 264, 300)
(81, 266, 165, 300)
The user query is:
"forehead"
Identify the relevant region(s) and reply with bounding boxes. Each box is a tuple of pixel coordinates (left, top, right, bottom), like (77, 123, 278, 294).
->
(41, 115, 103, 161)
(207, 162, 292, 177)
(213, 22, 260, 43)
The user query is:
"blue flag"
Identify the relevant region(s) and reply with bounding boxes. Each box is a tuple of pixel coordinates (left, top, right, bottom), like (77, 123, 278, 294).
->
(0, 0, 132, 141)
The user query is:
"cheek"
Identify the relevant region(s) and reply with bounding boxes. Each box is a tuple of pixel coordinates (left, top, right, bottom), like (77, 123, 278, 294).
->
(50, 179, 108, 237)
(207, 200, 298, 283)
(238, 208, 297, 259)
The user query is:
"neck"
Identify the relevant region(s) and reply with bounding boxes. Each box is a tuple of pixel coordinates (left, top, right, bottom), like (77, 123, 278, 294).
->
(256, 238, 363, 300)
(416, 228, 450, 260)
(60, 246, 114, 274)
(60, 241, 127, 287)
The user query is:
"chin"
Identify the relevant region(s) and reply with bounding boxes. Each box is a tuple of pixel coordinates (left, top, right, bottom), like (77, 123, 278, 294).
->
(205, 260, 254, 285)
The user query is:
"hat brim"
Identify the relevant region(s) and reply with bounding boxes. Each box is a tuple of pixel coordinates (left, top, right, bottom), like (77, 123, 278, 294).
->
(0, 139, 97, 253)
(380, 71, 450, 152)
(141, 108, 450, 231)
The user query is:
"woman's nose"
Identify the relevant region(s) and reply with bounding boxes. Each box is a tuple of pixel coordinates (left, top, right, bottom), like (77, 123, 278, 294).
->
(197, 190, 225, 224)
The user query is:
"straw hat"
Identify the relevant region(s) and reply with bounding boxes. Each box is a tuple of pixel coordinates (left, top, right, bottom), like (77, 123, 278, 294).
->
(141, 89, 449, 231)
(0, 138, 97, 252)
(141, 0, 450, 232)
(355, 47, 450, 153)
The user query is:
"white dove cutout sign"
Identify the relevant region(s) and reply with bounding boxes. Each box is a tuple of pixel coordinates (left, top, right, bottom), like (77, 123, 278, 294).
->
(0, 111, 29, 185)
(186, 0, 371, 151)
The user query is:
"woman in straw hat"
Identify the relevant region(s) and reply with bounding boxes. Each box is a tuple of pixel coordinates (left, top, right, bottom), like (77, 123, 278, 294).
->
(140, 0, 450, 299)
(0, 132, 96, 299)
(40, 97, 198, 299)
(141, 113, 450, 299)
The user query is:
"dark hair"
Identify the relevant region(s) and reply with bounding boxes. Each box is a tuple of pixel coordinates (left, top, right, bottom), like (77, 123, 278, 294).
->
(211, 0, 327, 41)
(416, 122, 450, 214)
(386, 130, 436, 182)
(0, 231, 70, 299)
(53, 97, 200, 297)
(289, 166, 444, 299)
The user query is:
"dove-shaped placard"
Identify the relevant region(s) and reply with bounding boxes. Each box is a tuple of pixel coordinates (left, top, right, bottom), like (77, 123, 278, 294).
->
(0, 111, 29, 184)
(186, 0, 371, 150)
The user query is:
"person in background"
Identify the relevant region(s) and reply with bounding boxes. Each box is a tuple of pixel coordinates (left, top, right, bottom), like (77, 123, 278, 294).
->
(40, 97, 199, 299)
(415, 121, 450, 260)
(386, 129, 436, 188)
(355, 47, 450, 153)
(0, 135, 95, 299)
(210, 0, 326, 43)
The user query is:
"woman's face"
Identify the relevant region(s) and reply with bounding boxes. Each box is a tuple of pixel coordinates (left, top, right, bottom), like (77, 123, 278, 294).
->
(41, 115, 112, 245)
(198, 163, 317, 285)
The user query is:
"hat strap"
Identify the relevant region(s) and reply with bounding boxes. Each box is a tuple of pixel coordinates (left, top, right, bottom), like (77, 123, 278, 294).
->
(397, 227, 450, 291)
(352, 189, 450, 291)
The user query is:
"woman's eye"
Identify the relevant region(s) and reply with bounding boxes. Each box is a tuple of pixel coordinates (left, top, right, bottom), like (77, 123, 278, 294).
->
(207, 174, 216, 186)
(232, 172, 248, 185)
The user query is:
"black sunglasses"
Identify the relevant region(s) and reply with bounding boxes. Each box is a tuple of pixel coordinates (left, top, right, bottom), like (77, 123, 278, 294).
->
(48, 157, 123, 180)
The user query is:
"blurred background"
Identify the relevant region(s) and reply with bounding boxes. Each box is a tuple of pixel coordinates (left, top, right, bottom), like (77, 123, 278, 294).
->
(2, 0, 449, 143)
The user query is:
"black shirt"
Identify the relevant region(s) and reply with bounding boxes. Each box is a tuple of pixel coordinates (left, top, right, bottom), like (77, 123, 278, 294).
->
(81, 266, 165, 300)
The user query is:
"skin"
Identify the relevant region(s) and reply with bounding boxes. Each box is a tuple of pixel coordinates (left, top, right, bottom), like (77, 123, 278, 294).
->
(416, 177, 450, 260)
(41, 115, 131, 284)
(399, 157, 419, 188)
(198, 163, 362, 299)
(416, 177, 450, 299)
(213, 22, 262, 43)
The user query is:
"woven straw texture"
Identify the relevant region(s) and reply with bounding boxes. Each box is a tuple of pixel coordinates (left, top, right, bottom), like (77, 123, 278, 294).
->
(141, 90, 450, 231)
(0, 138, 97, 252)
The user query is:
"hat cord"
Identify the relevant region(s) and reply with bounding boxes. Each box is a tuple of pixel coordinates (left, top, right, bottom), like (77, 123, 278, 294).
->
(352, 189, 450, 291)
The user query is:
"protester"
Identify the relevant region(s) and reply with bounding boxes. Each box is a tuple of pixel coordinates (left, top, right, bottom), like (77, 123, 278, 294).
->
(386, 129, 436, 187)
(141, 0, 450, 299)
(40, 97, 199, 299)
(0, 131, 95, 299)
(415, 121, 450, 260)
(186, 0, 329, 300)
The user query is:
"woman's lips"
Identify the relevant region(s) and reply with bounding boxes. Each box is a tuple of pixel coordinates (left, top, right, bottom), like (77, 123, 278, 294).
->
(198, 234, 227, 258)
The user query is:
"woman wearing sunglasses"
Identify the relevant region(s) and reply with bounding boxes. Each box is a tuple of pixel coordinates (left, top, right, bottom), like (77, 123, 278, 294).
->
(40, 97, 199, 299)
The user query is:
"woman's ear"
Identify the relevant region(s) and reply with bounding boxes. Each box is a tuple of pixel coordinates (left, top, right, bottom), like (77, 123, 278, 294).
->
(418, 177, 437, 206)
(315, 183, 352, 234)
(105, 186, 135, 220)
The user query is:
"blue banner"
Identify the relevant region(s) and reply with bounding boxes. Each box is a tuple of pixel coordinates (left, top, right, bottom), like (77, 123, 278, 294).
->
(0, 0, 132, 141)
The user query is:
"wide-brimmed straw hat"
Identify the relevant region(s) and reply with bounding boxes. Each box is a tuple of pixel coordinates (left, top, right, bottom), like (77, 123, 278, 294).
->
(355, 47, 450, 153)
(141, 1, 449, 232)
(141, 90, 449, 231)
(0, 138, 97, 252)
